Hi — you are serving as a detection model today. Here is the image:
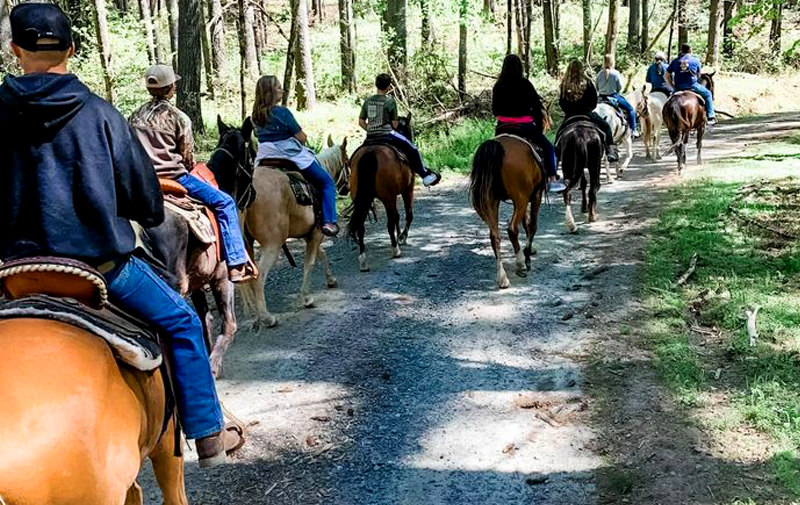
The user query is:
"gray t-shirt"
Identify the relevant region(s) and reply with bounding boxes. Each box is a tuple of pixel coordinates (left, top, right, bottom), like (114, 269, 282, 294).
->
(595, 69, 623, 96)
(359, 94, 398, 136)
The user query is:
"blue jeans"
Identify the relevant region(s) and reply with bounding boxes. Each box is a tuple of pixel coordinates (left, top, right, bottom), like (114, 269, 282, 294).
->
(301, 159, 338, 225)
(688, 83, 715, 118)
(611, 93, 638, 132)
(176, 174, 247, 267)
(105, 255, 224, 440)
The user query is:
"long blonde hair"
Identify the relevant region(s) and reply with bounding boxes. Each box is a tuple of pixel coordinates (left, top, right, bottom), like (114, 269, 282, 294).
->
(560, 59, 590, 102)
(251, 75, 282, 126)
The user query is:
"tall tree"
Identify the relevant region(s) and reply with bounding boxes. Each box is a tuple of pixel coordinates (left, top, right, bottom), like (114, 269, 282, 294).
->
(177, 0, 204, 132)
(0, 1, 11, 72)
(677, 0, 688, 46)
(627, 0, 640, 52)
(199, 0, 215, 98)
(543, 0, 558, 76)
(243, 1, 258, 79)
(253, 7, 266, 74)
(138, 0, 158, 63)
(458, 0, 467, 99)
(640, 0, 649, 53)
(769, 0, 782, 56)
(483, 0, 495, 16)
(722, 0, 736, 57)
(706, 0, 721, 65)
(605, 0, 619, 56)
(523, 0, 532, 74)
(421, 0, 435, 46)
(582, 0, 591, 61)
(208, 0, 225, 78)
(339, 0, 356, 92)
(513, 0, 524, 57)
(166, 0, 179, 67)
(294, 0, 316, 110)
(91, 0, 114, 103)
(383, 0, 407, 82)
(283, 0, 299, 107)
(552, 0, 560, 46)
(506, 0, 512, 53)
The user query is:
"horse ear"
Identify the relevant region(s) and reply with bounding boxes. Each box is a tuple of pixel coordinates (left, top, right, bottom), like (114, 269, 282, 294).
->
(342, 137, 347, 149)
(407, 111, 413, 123)
(241, 116, 254, 141)
(217, 115, 229, 135)
(327, 134, 334, 147)
(709, 70, 717, 77)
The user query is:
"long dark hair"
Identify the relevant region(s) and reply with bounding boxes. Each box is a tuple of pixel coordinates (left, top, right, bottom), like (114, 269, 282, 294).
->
(497, 54, 524, 83)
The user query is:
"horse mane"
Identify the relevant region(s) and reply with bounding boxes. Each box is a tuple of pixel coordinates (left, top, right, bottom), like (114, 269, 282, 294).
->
(316, 145, 341, 175)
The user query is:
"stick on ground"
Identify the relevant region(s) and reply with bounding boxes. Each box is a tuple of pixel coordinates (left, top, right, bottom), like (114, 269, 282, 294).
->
(746, 306, 761, 347)
(677, 253, 698, 286)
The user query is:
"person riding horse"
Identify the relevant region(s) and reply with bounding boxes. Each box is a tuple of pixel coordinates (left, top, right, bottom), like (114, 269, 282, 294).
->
(492, 54, 565, 194)
(358, 73, 441, 188)
(557, 59, 619, 163)
(646, 51, 674, 96)
(252, 75, 340, 237)
(129, 64, 258, 282)
(595, 54, 639, 138)
(0, 3, 243, 468)
(665, 43, 717, 125)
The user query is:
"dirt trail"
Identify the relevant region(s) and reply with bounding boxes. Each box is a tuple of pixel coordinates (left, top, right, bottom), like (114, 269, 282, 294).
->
(142, 113, 800, 504)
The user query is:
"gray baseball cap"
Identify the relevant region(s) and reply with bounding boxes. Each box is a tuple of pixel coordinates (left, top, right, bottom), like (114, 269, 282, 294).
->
(144, 64, 181, 88)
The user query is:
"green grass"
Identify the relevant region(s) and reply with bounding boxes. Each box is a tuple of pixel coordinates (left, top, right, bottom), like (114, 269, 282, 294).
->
(769, 451, 800, 497)
(416, 118, 495, 173)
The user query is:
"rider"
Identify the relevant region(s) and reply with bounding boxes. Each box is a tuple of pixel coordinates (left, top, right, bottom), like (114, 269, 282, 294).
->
(358, 73, 441, 187)
(558, 59, 619, 163)
(665, 43, 717, 125)
(251, 75, 339, 237)
(129, 64, 257, 282)
(595, 54, 639, 138)
(646, 51, 674, 96)
(0, 3, 243, 467)
(492, 54, 565, 193)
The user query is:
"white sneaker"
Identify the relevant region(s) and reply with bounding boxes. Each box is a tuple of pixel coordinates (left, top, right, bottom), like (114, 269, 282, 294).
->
(422, 172, 441, 187)
(707, 117, 717, 125)
(547, 180, 567, 193)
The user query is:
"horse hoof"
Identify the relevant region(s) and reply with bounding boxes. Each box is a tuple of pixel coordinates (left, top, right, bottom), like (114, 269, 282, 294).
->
(398, 235, 408, 246)
(588, 214, 598, 223)
(499, 277, 511, 289)
(210, 355, 223, 379)
(391, 247, 402, 259)
(358, 254, 369, 272)
(251, 316, 278, 332)
(360, 266, 370, 273)
(516, 269, 527, 278)
(304, 297, 315, 308)
(327, 278, 338, 289)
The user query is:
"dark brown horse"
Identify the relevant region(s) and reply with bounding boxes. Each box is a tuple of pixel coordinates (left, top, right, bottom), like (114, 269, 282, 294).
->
(348, 117, 416, 272)
(662, 72, 716, 173)
(470, 136, 546, 289)
(557, 120, 604, 232)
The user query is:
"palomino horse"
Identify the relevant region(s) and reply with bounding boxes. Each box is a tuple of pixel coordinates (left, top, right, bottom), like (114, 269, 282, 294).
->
(210, 118, 349, 329)
(662, 72, 716, 173)
(637, 85, 669, 160)
(557, 120, 604, 232)
(348, 116, 416, 272)
(595, 101, 633, 180)
(0, 320, 185, 504)
(470, 136, 546, 289)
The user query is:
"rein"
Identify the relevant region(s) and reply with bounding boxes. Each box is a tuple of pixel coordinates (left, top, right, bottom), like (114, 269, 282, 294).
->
(211, 131, 255, 209)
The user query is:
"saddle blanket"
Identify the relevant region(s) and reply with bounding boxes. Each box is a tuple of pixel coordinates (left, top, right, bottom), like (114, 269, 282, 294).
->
(353, 139, 410, 166)
(670, 90, 706, 107)
(163, 195, 217, 245)
(0, 294, 162, 371)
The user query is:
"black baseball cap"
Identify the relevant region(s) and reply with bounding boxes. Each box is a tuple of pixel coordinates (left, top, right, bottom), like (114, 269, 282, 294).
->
(10, 3, 73, 52)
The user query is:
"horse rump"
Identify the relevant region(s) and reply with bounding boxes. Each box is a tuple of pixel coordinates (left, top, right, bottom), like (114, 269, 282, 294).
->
(348, 149, 379, 241)
(470, 139, 505, 218)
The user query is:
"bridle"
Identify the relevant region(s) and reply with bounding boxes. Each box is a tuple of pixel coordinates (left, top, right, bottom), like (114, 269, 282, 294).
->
(211, 129, 255, 209)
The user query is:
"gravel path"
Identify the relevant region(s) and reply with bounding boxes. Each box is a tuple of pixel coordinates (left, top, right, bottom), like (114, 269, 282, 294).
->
(140, 113, 799, 504)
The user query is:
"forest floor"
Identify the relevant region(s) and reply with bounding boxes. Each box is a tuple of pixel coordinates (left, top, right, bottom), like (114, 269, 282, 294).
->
(140, 112, 800, 504)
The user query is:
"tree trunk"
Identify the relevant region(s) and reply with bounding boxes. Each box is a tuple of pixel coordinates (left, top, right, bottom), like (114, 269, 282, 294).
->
(152, 0, 167, 63)
(383, 0, 407, 83)
(506, 0, 512, 54)
(552, 0, 560, 46)
(253, 4, 266, 74)
(458, 0, 467, 99)
(243, 1, 258, 79)
(208, 0, 224, 77)
(91, 0, 114, 103)
(667, 0, 677, 59)
(769, 0, 782, 56)
(640, 0, 649, 53)
(294, 0, 316, 110)
(582, 0, 591, 61)
(0, 0, 11, 72)
(139, 0, 158, 64)
(283, 0, 299, 107)
(722, 0, 735, 58)
(177, 0, 204, 132)
(200, 0, 215, 98)
(339, 0, 356, 92)
(543, 0, 558, 76)
(318, 0, 325, 22)
(514, 0, 524, 57)
(627, 0, 640, 52)
(166, 0, 179, 68)
(677, 0, 688, 46)
(605, 0, 619, 56)
(237, 0, 248, 118)
(706, 0, 721, 65)
(421, 0, 435, 46)
(523, 0, 532, 75)
(483, 0, 495, 15)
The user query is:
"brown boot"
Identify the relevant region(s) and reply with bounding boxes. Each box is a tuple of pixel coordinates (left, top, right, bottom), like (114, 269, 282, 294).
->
(196, 422, 246, 469)
(229, 258, 259, 283)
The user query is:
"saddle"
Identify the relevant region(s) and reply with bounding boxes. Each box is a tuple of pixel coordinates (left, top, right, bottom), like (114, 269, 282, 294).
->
(494, 133, 546, 171)
(352, 138, 410, 166)
(258, 159, 322, 219)
(597, 96, 628, 127)
(555, 116, 607, 149)
(669, 90, 706, 107)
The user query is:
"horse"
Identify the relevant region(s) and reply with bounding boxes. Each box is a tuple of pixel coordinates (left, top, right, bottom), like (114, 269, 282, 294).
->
(210, 117, 348, 329)
(594, 101, 633, 180)
(348, 116, 416, 272)
(557, 120, 604, 232)
(0, 320, 185, 504)
(662, 72, 715, 173)
(637, 85, 668, 161)
(470, 135, 546, 289)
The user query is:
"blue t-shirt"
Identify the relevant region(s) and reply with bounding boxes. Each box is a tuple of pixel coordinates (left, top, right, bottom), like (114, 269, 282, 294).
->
(646, 62, 670, 90)
(667, 54, 701, 90)
(255, 106, 301, 142)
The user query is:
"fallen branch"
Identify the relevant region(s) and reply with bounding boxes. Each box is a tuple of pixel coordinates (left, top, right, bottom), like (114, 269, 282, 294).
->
(715, 109, 736, 119)
(676, 253, 698, 286)
(746, 306, 760, 347)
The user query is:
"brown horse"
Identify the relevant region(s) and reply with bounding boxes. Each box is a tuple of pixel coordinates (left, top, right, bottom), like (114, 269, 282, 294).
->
(662, 72, 716, 173)
(470, 136, 546, 289)
(0, 319, 186, 504)
(348, 117, 416, 272)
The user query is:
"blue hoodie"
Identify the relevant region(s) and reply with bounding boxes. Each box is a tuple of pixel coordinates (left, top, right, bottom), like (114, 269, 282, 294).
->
(0, 73, 164, 266)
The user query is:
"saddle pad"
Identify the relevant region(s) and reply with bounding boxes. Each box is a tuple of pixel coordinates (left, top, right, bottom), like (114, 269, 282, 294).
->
(164, 198, 216, 245)
(670, 90, 706, 107)
(0, 294, 162, 371)
(352, 141, 410, 166)
(258, 163, 317, 208)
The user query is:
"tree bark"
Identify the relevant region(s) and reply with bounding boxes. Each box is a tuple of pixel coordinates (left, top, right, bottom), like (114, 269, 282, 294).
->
(0, 0, 11, 72)
(458, 0, 467, 99)
(91, 0, 114, 103)
(705, 0, 721, 65)
(677, 0, 688, 46)
(166, 0, 179, 68)
(253, 3, 266, 74)
(506, 0, 512, 54)
(339, 0, 356, 92)
(200, 0, 215, 98)
(722, 0, 735, 58)
(523, 0, 532, 75)
(243, 1, 258, 79)
(627, 0, 640, 52)
(640, 0, 649, 53)
(383, 0, 407, 83)
(514, 0, 524, 57)
(605, 0, 619, 56)
(483, 0, 495, 16)
(208, 0, 224, 77)
(283, 0, 299, 107)
(139, 0, 158, 63)
(152, 0, 167, 63)
(421, 0, 435, 46)
(294, 0, 316, 110)
(543, 0, 558, 76)
(667, 0, 677, 59)
(177, 0, 204, 132)
(552, 0, 560, 46)
(769, 0, 782, 56)
(582, 0, 591, 61)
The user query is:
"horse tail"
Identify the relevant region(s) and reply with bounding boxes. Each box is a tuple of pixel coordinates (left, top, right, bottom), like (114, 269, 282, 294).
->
(348, 150, 379, 241)
(470, 139, 505, 218)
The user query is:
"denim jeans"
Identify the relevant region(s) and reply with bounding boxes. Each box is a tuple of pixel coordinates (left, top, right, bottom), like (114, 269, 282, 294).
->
(176, 174, 247, 267)
(495, 122, 557, 178)
(387, 130, 431, 178)
(300, 159, 338, 225)
(688, 83, 715, 117)
(611, 93, 638, 132)
(105, 255, 224, 440)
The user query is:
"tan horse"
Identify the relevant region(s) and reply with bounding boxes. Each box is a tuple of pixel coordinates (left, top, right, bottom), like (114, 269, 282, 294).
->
(0, 319, 185, 504)
(470, 136, 546, 289)
(636, 85, 668, 160)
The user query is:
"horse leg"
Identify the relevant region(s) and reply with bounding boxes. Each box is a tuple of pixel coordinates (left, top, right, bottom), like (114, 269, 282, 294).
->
(300, 230, 323, 308)
(604, 155, 613, 183)
(190, 290, 213, 354)
(149, 418, 189, 505)
(580, 176, 588, 214)
(398, 185, 414, 246)
(507, 201, 527, 278)
(384, 199, 402, 259)
(124, 483, 143, 505)
(524, 190, 543, 271)
(485, 201, 510, 289)
(620, 134, 633, 176)
(251, 244, 281, 329)
(316, 244, 338, 288)
(357, 216, 369, 272)
(588, 147, 602, 223)
(697, 127, 705, 165)
(208, 272, 236, 378)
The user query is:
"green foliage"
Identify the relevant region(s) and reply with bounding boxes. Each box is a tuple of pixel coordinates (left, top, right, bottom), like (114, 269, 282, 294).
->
(416, 118, 495, 173)
(769, 451, 800, 496)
